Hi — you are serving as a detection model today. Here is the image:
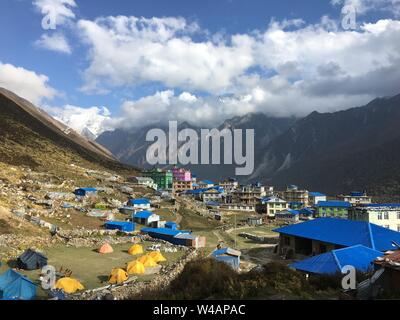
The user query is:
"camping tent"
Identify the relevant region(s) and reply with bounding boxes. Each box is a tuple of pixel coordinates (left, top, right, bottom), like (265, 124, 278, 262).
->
(0, 269, 36, 300)
(98, 243, 114, 254)
(148, 251, 167, 263)
(126, 261, 145, 275)
(138, 255, 158, 267)
(108, 269, 128, 284)
(55, 277, 85, 294)
(128, 244, 144, 255)
(17, 249, 48, 270)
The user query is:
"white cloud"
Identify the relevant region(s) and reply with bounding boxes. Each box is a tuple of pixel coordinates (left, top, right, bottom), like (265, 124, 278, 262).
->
(77, 16, 254, 94)
(0, 62, 58, 104)
(45, 104, 112, 137)
(33, 0, 77, 26)
(93, 17, 400, 130)
(35, 33, 72, 54)
(331, 0, 400, 17)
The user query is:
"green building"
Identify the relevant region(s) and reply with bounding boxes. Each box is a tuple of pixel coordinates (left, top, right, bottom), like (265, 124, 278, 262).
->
(144, 168, 173, 190)
(315, 201, 351, 219)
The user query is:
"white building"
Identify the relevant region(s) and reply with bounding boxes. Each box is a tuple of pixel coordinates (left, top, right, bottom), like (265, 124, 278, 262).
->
(257, 196, 289, 218)
(349, 204, 400, 231)
(128, 176, 158, 190)
(338, 191, 372, 205)
(308, 192, 327, 206)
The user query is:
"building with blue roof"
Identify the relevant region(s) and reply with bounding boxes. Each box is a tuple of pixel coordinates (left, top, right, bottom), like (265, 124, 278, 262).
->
(338, 191, 372, 205)
(257, 196, 288, 217)
(198, 180, 215, 189)
(128, 198, 151, 210)
(290, 245, 382, 275)
(133, 210, 159, 226)
(275, 209, 300, 224)
(211, 248, 241, 271)
(315, 201, 351, 218)
(274, 218, 400, 258)
(74, 187, 97, 197)
(308, 192, 327, 206)
(105, 221, 135, 233)
(141, 227, 195, 246)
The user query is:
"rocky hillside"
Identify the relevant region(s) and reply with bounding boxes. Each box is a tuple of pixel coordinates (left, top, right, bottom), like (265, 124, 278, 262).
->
(0, 87, 138, 176)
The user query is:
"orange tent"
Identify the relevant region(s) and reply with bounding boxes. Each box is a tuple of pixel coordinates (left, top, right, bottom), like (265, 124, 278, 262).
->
(99, 243, 114, 254)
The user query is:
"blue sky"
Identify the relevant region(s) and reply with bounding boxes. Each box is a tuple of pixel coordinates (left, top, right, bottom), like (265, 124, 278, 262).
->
(0, 0, 399, 135)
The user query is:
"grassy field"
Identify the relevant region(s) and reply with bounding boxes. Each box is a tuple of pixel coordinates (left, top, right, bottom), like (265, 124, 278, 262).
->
(0, 241, 186, 299)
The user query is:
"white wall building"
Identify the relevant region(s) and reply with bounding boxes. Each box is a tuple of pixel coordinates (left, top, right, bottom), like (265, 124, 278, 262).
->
(349, 204, 400, 231)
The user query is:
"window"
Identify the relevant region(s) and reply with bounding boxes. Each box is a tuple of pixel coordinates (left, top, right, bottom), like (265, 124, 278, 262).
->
(385, 225, 390, 229)
(378, 212, 383, 220)
(284, 237, 291, 246)
(397, 225, 400, 232)
(397, 212, 400, 220)
(384, 212, 389, 220)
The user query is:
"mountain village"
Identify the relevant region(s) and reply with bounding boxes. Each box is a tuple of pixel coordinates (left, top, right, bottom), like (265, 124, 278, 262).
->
(2, 158, 400, 300)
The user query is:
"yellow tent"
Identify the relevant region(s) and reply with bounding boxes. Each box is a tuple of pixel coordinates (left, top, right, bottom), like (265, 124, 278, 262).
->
(108, 268, 128, 284)
(55, 277, 84, 294)
(148, 251, 167, 263)
(138, 255, 158, 267)
(126, 260, 145, 275)
(128, 244, 144, 256)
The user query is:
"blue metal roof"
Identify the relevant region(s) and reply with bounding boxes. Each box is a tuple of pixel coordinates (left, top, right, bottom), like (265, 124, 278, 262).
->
(141, 227, 191, 237)
(309, 192, 326, 197)
(299, 208, 314, 216)
(316, 201, 351, 208)
(134, 210, 154, 219)
(290, 245, 382, 275)
(201, 180, 214, 185)
(350, 192, 365, 197)
(129, 198, 150, 205)
(75, 187, 97, 192)
(274, 218, 400, 251)
(105, 221, 131, 227)
(277, 209, 300, 216)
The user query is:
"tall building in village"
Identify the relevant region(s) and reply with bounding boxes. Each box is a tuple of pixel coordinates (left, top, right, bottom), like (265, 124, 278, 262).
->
(143, 168, 173, 190)
(219, 178, 239, 193)
(171, 167, 192, 182)
(226, 183, 271, 206)
(282, 185, 309, 208)
(171, 167, 193, 193)
(338, 191, 372, 205)
(349, 204, 400, 231)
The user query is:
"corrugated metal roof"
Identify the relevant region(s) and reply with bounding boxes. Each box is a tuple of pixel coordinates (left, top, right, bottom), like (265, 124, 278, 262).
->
(316, 201, 351, 208)
(290, 245, 382, 274)
(134, 210, 154, 219)
(274, 218, 400, 251)
(141, 227, 191, 237)
(309, 192, 326, 197)
(129, 198, 150, 205)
